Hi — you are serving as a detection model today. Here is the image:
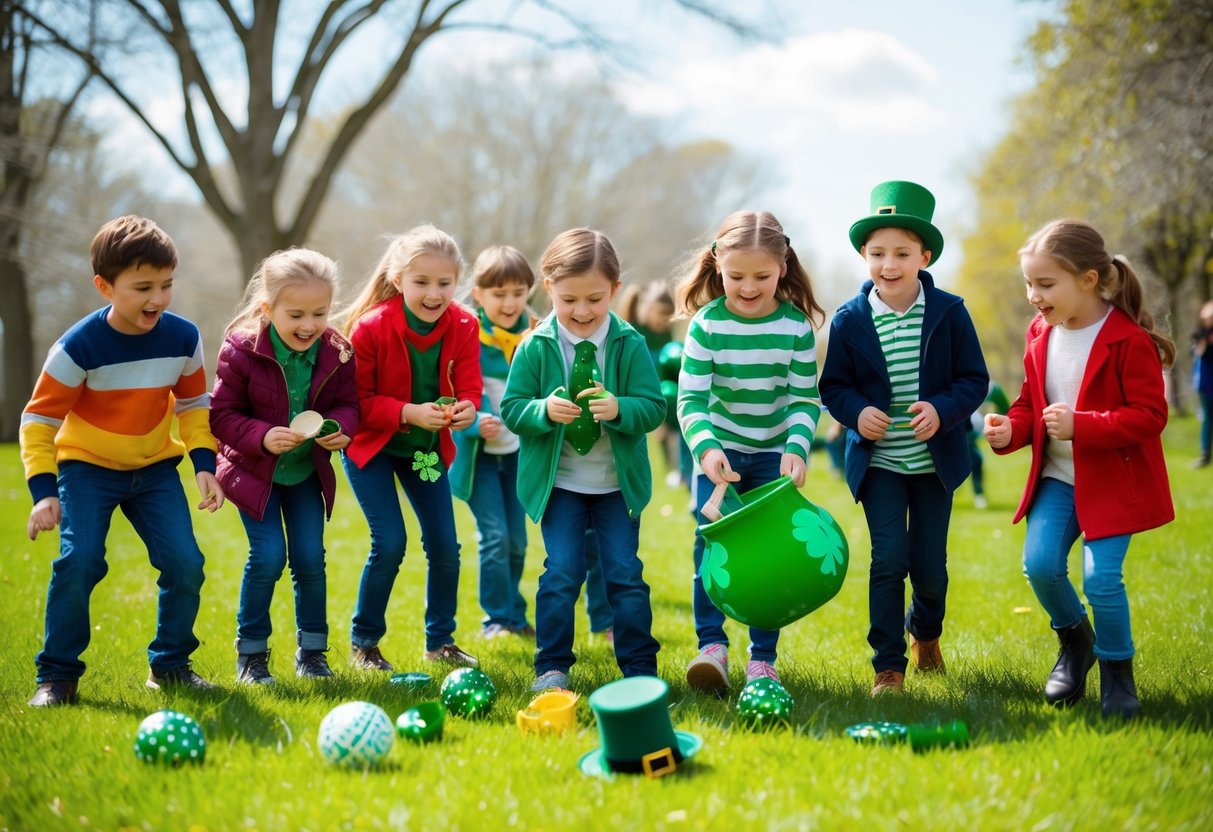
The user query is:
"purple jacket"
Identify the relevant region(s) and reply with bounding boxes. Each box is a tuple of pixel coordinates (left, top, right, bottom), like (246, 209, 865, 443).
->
(210, 325, 359, 521)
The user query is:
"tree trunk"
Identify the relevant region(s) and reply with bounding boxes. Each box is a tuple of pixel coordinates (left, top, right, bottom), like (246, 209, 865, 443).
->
(0, 243, 34, 442)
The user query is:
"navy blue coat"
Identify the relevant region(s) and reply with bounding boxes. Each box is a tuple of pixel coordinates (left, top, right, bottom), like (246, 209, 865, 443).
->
(819, 272, 989, 500)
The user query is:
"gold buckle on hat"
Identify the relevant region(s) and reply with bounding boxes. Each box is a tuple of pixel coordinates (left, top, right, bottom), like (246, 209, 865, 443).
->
(641, 746, 678, 778)
(878, 205, 897, 214)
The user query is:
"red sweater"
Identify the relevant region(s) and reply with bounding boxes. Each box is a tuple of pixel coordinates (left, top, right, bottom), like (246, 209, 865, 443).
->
(996, 306, 1173, 540)
(345, 298, 482, 470)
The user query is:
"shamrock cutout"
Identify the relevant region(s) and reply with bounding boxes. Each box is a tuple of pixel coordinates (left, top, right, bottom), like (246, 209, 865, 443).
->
(791, 507, 846, 576)
(412, 450, 442, 483)
(699, 541, 732, 593)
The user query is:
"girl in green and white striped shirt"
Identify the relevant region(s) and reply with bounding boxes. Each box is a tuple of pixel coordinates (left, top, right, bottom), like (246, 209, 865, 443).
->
(675, 210, 824, 694)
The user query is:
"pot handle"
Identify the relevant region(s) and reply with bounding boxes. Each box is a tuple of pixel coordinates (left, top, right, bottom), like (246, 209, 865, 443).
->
(700, 482, 743, 522)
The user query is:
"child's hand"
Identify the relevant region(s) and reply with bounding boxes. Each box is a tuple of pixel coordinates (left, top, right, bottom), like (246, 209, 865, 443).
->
(983, 413, 1012, 449)
(780, 452, 807, 488)
(479, 414, 503, 441)
(546, 387, 582, 425)
(264, 426, 306, 455)
(315, 431, 351, 451)
(700, 448, 741, 487)
(27, 496, 61, 541)
(857, 406, 892, 441)
(196, 472, 225, 512)
(401, 403, 451, 431)
(578, 382, 618, 422)
(1042, 402, 1075, 440)
(908, 401, 940, 441)
(447, 400, 476, 431)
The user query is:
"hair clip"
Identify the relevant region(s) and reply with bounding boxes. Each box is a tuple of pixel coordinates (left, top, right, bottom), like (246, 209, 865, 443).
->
(710, 241, 717, 253)
(784, 235, 791, 247)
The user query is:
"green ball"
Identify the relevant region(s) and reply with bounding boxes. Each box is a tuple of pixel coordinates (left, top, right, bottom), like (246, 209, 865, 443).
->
(440, 668, 497, 718)
(660, 379, 680, 428)
(657, 341, 684, 383)
(736, 678, 794, 729)
(134, 709, 206, 765)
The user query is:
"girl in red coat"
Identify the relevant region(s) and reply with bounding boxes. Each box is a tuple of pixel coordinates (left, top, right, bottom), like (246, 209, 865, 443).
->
(985, 219, 1175, 719)
(341, 225, 483, 672)
(211, 248, 360, 685)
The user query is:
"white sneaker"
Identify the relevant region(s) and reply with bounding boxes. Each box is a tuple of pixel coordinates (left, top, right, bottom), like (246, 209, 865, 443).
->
(974, 495, 988, 509)
(686, 644, 729, 693)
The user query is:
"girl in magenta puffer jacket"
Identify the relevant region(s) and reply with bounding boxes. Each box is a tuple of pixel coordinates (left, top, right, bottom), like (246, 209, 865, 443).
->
(210, 248, 359, 686)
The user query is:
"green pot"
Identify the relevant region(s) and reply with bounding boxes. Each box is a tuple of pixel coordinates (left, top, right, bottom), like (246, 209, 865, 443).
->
(696, 476, 848, 630)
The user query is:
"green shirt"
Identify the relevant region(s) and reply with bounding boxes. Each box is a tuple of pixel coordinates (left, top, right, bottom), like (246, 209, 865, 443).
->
(869, 288, 934, 474)
(384, 303, 441, 458)
(269, 326, 319, 485)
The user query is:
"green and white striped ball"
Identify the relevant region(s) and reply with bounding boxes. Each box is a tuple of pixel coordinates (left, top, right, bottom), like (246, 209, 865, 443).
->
(318, 701, 395, 768)
(134, 709, 206, 765)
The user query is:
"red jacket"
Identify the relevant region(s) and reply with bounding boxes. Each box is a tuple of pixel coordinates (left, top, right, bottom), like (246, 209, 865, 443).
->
(345, 298, 482, 470)
(996, 306, 1173, 540)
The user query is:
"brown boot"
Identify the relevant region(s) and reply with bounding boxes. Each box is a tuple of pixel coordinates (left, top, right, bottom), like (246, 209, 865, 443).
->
(28, 680, 79, 707)
(349, 644, 394, 672)
(909, 635, 946, 673)
(871, 670, 905, 696)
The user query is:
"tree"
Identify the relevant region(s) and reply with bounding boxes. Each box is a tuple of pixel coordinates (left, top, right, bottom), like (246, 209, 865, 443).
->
(19, 0, 768, 284)
(0, 1, 93, 440)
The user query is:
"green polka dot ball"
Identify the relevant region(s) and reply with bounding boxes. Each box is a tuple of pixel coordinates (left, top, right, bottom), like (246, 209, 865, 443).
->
(134, 709, 206, 765)
(736, 678, 794, 729)
(440, 668, 497, 718)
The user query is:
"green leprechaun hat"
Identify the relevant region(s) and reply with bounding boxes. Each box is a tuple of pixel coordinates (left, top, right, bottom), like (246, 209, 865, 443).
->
(579, 676, 702, 779)
(848, 180, 944, 266)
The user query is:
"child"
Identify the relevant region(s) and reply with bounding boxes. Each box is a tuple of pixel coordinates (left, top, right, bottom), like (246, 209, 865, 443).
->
(341, 225, 483, 671)
(676, 210, 825, 693)
(819, 181, 988, 697)
(500, 228, 666, 691)
(984, 219, 1174, 718)
(210, 248, 360, 684)
(449, 245, 537, 639)
(1192, 300, 1213, 468)
(21, 215, 224, 706)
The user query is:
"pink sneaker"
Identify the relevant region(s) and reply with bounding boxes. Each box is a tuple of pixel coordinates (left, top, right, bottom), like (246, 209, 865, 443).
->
(745, 660, 780, 683)
(686, 643, 729, 693)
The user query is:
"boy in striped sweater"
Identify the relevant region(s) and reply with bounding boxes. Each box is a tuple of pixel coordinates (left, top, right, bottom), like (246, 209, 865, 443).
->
(21, 215, 225, 707)
(819, 182, 988, 696)
(676, 211, 825, 694)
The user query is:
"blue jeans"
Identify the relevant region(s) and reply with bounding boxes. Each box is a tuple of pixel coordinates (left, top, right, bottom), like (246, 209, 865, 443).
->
(343, 452, 462, 652)
(235, 476, 328, 653)
(536, 488, 658, 677)
(37, 459, 205, 681)
(1023, 477, 1134, 659)
(691, 450, 781, 664)
(1200, 392, 1212, 458)
(858, 467, 952, 674)
(466, 451, 529, 630)
(583, 529, 613, 632)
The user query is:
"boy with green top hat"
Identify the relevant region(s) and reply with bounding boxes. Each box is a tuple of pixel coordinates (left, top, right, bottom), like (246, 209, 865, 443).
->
(820, 181, 988, 696)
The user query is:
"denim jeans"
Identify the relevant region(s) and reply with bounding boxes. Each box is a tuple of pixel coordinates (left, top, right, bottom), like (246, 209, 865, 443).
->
(858, 467, 953, 674)
(235, 476, 328, 653)
(343, 452, 462, 652)
(466, 451, 529, 630)
(1023, 477, 1134, 659)
(37, 459, 205, 681)
(691, 450, 781, 664)
(1200, 392, 1212, 458)
(583, 529, 613, 633)
(536, 488, 658, 677)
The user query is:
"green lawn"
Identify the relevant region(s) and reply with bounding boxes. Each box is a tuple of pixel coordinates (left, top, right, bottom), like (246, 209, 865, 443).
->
(2, 421, 1211, 831)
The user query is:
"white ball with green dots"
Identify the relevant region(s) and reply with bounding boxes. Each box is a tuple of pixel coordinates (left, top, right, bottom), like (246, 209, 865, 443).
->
(318, 701, 395, 768)
(134, 709, 206, 765)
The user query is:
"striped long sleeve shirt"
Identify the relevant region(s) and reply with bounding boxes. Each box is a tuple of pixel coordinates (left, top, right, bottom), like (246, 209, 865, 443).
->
(677, 297, 821, 461)
(20, 308, 217, 502)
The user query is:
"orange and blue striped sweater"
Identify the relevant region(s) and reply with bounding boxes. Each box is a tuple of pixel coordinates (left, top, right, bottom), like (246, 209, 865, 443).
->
(20, 307, 218, 503)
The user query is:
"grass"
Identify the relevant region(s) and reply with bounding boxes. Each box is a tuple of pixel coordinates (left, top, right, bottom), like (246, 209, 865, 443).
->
(1, 420, 1211, 831)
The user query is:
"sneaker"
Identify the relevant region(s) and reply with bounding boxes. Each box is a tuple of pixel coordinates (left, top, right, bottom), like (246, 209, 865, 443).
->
(974, 494, 988, 509)
(531, 669, 571, 691)
(147, 665, 219, 691)
(295, 649, 334, 679)
(423, 644, 479, 667)
(686, 643, 729, 693)
(236, 650, 275, 686)
(349, 644, 394, 672)
(909, 635, 946, 673)
(745, 660, 780, 683)
(511, 624, 537, 638)
(871, 669, 905, 696)
(28, 680, 79, 707)
(480, 623, 512, 640)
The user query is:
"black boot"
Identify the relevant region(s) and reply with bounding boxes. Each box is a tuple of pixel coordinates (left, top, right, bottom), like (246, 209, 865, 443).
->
(1099, 658, 1142, 719)
(1044, 617, 1095, 706)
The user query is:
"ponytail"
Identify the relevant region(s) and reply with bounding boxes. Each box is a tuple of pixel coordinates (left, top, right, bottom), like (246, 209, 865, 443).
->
(1108, 255, 1176, 368)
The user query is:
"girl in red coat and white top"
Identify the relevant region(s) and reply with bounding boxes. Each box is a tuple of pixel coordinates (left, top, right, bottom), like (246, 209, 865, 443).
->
(985, 219, 1175, 720)
(340, 225, 483, 673)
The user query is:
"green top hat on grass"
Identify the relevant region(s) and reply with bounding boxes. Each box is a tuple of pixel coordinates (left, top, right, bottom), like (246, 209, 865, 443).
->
(849, 180, 944, 266)
(578, 676, 702, 779)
